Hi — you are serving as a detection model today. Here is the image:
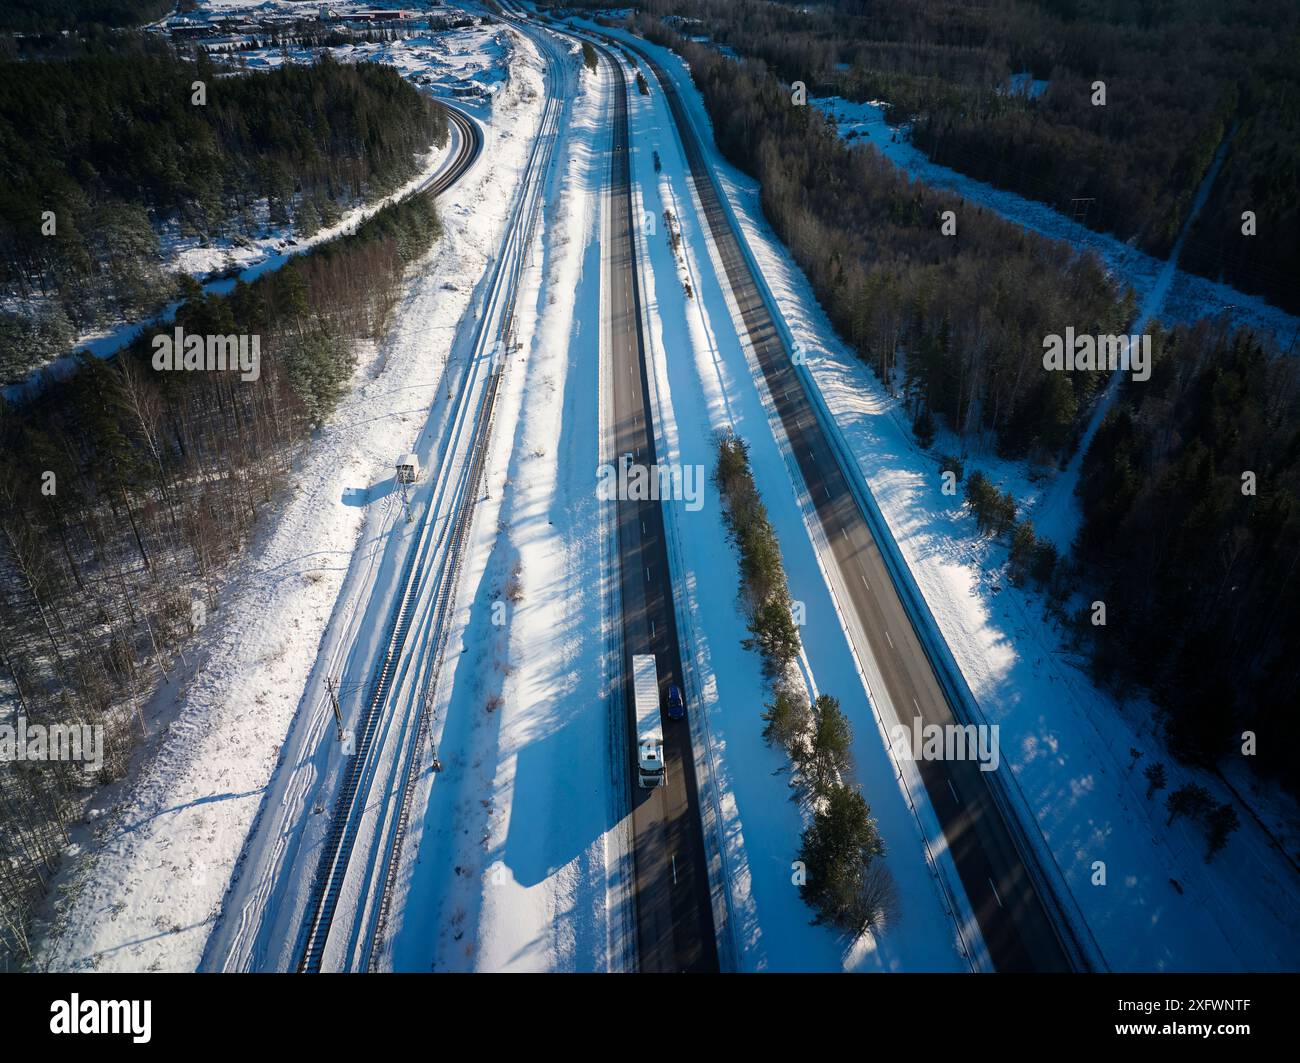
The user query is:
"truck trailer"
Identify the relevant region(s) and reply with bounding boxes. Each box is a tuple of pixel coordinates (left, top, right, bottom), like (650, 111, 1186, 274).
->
(632, 653, 665, 788)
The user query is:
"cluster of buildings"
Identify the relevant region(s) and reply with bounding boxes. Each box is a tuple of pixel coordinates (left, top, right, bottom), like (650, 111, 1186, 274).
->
(316, 5, 431, 23)
(166, 4, 439, 53)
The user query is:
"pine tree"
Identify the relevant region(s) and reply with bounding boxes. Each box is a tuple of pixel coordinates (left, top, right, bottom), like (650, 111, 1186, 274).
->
(1204, 803, 1240, 863)
(803, 694, 853, 796)
(1165, 782, 1212, 826)
(744, 598, 801, 676)
(1030, 537, 1057, 587)
(994, 488, 1017, 537)
(761, 682, 812, 761)
(912, 406, 936, 448)
(1008, 521, 1037, 586)
(797, 783, 888, 932)
(1143, 762, 1167, 800)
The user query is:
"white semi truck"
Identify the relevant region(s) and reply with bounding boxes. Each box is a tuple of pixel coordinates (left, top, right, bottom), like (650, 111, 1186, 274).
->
(632, 653, 665, 788)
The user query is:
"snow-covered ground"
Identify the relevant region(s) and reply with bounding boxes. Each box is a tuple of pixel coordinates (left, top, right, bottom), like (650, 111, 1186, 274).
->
(380, 21, 622, 973)
(27, 14, 542, 973)
(586, 23, 1300, 972)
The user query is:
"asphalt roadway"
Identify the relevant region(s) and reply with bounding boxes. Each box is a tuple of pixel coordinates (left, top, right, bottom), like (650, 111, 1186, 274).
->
(599, 41, 720, 974)
(622, 38, 1077, 973)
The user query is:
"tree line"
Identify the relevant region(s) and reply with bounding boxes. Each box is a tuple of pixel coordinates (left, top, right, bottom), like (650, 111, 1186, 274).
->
(0, 37, 448, 380)
(713, 431, 897, 936)
(939, 319, 1295, 802)
(582, 0, 1300, 314)
(630, 10, 1130, 462)
(1076, 322, 1299, 794)
(0, 179, 443, 965)
(0, 0, 173, 32)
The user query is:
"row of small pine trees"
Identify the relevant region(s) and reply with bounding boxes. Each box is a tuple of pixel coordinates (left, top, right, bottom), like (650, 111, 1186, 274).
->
(713, 430, 896, 935)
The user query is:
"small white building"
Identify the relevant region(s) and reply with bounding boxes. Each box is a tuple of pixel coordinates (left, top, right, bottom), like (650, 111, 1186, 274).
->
(395, 453, 421, 484)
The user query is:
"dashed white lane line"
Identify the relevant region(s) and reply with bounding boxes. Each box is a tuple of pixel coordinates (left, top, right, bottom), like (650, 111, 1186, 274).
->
(989, 878, 1004, 909)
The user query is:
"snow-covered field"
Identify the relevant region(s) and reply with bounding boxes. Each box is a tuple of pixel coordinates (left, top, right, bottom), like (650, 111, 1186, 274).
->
(27, 14, 542, 974)
(585, 23, 1300, 972)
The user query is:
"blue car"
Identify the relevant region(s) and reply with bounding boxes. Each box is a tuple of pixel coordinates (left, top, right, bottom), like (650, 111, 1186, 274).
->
(666, 684, 685, 720)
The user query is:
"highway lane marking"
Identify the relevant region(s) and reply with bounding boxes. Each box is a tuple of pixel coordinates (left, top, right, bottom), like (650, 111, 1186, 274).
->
(885, 630, 894, 650)
(989, 878, 1004, 909)
(860, 572, 870, 591)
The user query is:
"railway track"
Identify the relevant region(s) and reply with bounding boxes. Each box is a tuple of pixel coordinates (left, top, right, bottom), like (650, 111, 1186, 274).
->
(365, 40, 567, 964)
(428, 104, 482, 198)
(199, 96, 484, 977)
(293, 40, 565, 974)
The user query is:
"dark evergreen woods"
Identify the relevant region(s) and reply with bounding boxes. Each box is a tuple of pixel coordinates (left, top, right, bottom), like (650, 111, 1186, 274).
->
(1076, 323, 1300, 792)
(600, 0, 1300, 315)
(633, 10, 1129, 462)
(0, 0, 173, 32)
(0, 99, 447, 966)
(0, 39, 448, 379)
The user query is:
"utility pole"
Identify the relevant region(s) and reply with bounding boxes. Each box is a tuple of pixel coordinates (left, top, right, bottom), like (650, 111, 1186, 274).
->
(399, 477, 414, 524)
(422, 690, 442, 774)
(326, 676, 353, 753)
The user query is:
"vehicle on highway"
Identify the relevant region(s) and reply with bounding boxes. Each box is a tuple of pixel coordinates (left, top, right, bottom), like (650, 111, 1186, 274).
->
(666, 683, 685, 721)
(633, 654, 665, 788)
